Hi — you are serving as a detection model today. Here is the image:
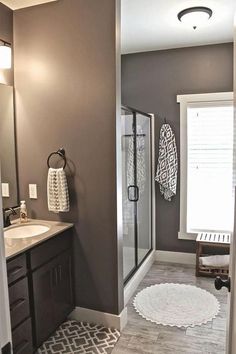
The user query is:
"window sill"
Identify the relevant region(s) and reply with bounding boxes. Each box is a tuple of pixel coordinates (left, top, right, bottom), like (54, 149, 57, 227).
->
(178, 231, 197, 241)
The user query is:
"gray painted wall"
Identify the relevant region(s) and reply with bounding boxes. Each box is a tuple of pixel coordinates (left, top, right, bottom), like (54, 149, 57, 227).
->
(122, 43, 233, 253)
(14, 0, 122, 315)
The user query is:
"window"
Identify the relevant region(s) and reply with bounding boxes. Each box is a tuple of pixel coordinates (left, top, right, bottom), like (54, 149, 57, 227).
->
(177, 92, 234, 240)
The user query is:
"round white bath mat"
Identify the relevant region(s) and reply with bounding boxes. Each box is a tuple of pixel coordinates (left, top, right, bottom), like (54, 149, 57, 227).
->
(133, 283, 220, 328)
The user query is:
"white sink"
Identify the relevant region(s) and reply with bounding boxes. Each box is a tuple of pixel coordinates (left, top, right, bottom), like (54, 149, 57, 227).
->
(4, 224, 50, 239)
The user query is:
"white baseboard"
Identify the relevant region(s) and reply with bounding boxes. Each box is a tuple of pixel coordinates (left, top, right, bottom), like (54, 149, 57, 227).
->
(155, 250, 196, 265)
(69, 306, 127, 331)
(124, 250, 155, 306)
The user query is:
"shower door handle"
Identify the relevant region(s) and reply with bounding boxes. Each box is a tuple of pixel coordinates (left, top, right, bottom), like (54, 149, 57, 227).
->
(128, 185, 139, 202)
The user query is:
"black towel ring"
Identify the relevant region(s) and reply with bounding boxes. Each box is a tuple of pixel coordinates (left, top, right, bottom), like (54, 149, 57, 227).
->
(47, 148, 67, 169)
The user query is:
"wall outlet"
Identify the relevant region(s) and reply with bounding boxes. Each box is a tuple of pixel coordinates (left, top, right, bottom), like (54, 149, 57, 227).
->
(29, 184, 37, 199)
(1, 183, 9, 197)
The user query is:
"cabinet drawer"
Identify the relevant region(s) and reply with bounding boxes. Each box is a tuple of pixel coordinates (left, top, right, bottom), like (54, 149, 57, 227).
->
(9, 277, 30, 330)
(12, 318, 33, 354)
(30, 230, 72, 270)
(7, 254, 27, 285)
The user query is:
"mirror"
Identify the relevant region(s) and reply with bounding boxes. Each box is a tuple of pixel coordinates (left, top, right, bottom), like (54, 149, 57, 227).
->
(0, 84, 18, 209)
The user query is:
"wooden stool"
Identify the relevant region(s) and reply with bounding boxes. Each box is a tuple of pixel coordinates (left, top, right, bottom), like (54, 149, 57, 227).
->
(196, 232, 230, 277)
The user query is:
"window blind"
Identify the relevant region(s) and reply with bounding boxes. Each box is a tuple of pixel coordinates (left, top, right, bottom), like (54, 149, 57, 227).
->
(187, 102, 234, 233)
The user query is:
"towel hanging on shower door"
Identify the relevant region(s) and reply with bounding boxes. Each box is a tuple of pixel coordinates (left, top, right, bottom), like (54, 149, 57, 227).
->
(155, 123, 178, 201)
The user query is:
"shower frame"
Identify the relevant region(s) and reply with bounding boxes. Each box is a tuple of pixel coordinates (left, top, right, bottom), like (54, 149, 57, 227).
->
(122, 105, 154, 285)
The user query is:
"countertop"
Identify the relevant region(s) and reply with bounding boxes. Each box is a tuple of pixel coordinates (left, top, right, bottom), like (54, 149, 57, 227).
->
(4, 219, 74, 260)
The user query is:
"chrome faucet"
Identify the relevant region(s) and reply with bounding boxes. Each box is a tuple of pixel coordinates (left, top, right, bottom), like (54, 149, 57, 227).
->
(3, 207, 18, 228)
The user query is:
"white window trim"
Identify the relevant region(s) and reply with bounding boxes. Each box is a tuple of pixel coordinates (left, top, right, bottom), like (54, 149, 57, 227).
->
(177, 92, 234, 241)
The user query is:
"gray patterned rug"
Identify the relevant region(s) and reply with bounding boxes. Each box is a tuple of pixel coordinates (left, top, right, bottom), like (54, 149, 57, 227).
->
(37, 320, 120, 354)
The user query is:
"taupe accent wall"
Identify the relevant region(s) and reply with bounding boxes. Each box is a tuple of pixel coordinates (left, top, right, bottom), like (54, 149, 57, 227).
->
(14, 0, 122, 315)
(122, 43, 233, 253)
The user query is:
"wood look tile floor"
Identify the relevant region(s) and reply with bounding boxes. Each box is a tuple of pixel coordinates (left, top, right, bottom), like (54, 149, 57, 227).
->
(113, 262, 228, 354)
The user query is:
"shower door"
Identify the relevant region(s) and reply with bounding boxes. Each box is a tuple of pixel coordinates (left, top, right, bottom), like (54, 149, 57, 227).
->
(122, 106, 152, 283)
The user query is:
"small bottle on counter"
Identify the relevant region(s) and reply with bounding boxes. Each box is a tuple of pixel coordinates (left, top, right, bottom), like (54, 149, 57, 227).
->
(20, 200, 28, 223)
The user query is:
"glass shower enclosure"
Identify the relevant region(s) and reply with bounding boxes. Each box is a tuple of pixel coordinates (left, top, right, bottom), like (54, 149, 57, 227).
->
(121, 106, 152, 283)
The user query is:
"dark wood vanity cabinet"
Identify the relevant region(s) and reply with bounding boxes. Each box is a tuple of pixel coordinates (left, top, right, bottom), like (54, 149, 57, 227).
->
(6, 229, 74, 353)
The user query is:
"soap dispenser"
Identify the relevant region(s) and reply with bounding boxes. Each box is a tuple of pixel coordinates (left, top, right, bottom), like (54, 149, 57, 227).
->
(20, 200, 28, 223)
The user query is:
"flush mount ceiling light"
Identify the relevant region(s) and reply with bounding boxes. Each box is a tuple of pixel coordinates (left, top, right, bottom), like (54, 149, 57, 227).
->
(178, 6, 213, 30)
(0, 39, 11, 69)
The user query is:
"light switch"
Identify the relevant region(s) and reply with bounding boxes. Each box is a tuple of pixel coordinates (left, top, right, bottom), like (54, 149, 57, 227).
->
(2, 183, 9, 197)
(29, 184, 37, 199)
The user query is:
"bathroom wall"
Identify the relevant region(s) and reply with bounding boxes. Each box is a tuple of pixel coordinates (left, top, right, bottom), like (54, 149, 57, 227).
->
(122, 43, 234, 253)
(14, 0, 122, 315)
(0, 2, 13, 85)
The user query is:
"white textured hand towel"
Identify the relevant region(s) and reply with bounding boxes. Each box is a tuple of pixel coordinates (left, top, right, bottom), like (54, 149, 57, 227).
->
(47, 168, 70, 213)
(155, 123, 178, 201)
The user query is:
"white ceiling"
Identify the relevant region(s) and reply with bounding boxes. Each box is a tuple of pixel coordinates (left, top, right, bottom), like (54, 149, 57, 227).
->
(121, 0, 236, 54)
(1, 0, 57, 10)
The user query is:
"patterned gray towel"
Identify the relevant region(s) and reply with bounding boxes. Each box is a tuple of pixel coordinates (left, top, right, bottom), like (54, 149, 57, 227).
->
(155, 123, 178, 201)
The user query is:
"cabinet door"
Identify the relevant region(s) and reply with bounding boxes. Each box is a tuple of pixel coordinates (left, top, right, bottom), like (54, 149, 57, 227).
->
(53, 250, 74, 326)
(32, 257, 57, 348)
